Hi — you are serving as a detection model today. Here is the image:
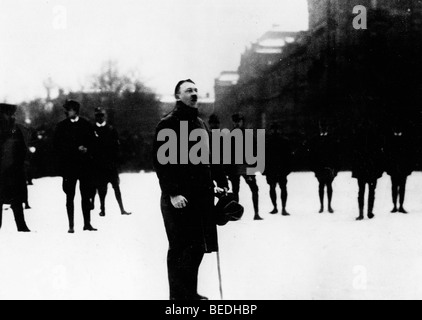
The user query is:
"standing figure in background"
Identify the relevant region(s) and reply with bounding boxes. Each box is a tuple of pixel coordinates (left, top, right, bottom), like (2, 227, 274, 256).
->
(54, 100, 97, 233)
(93, 107, 131, 217)
(352, 120, 385, 221)
(385, 124, 415, 214)
(227, 113, 262, 221)
(309, 124, 340, 214)
(0, 104, 31, 232)
(264, 123, 293, 216)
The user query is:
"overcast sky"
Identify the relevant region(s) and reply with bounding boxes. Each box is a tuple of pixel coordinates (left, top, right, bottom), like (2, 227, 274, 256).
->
(0, 0, 309, 103)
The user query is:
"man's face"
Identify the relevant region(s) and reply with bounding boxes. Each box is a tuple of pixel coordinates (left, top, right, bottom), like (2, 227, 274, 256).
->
(96, 113, 106, 124)
(66, 109, 78, 120)
(177, 82, 198, 108)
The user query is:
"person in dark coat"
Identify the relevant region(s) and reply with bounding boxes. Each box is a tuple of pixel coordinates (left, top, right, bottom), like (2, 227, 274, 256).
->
(0, 104, 31, 232)
(352, 120, 385, 221)
(309, 124, 340, 214)
(227, 113, 262, 221)
(385, 124, 415, 214)
(264, 123, 293, 216)
(92, 107, 131, 217)
(54, 100, 97, 233)
(154, 80, 227, 301)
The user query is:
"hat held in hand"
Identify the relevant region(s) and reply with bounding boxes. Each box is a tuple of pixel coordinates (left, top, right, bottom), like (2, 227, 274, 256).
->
(215, 193, 244, 226)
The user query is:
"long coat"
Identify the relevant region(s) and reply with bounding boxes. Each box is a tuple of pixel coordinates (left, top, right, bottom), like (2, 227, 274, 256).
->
(385, 132, 415, 178)
(54, 118, 96, 178)
(154, 102, 224, 253)
(0, 125, 28, 204)
(351, 126, 385, 181)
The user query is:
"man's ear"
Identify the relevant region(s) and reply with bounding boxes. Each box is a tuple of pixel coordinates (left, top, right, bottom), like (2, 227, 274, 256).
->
(175, 93, 181, 101)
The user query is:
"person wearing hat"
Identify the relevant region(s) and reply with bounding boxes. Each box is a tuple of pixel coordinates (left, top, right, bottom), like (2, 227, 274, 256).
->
(227, 113, 262, 221)
(351, 118, 385, 221)
(92, 107, 131, 217)
(54, 100, 97, 233)
(308, 122, 340, 214)
(0, 104, 31, 232)
(154, 79, 228, 301)
(385, 122, 415, 214)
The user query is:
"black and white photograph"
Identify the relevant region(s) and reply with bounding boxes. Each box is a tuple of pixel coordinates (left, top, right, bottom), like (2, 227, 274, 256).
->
(1, 0, 422, 303)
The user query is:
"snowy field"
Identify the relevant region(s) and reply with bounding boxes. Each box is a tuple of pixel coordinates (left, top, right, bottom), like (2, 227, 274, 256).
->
(2, 171, 422, 300)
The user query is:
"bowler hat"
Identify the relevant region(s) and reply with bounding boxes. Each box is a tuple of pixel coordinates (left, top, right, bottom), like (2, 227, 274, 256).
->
(0, 103, 17, 115)
(215, 193, 244, 226)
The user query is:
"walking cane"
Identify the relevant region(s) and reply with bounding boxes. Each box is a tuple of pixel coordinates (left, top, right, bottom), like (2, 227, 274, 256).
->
(217, 250, 224, 300)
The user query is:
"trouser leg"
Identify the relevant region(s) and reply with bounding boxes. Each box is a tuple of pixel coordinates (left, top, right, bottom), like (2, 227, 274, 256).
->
(98, 182, 108, 213)
(327, 180, 334, 209)
(280, 178, 288, 210)
(244, 175, 259, 215)
(269, 183, 277, 209)
(318, 181, 325, 209)
(368, 180, 377, 215)
(358, 179, 366, 218)
(112, 181, 125, 213)
(168, 245, 204, 300)
(11, 202, 30, 232)
(63, 177, 77, 229)
(399, 177, 407, 208)
(80, 177, 94, 228)
(391, 176, 399, 208)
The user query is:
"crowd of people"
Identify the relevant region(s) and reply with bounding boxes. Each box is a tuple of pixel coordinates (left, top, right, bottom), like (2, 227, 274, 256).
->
(0, 80, 419, 301)
(0, 101, 131, 233)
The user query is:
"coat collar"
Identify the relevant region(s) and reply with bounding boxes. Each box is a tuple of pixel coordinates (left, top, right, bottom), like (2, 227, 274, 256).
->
(174, 101, 199, 121)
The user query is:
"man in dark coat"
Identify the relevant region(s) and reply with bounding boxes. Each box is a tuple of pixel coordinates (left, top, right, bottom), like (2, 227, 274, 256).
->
(154, 80, 227, 301)
(309, 125, 340, 214)
(264, 123, 293, 216)
(227, 113, 262, 221)
(352, 120, 385, 221)
(92, 107, 131, 217)
(54, 100, 97, 233)
(0, 104, 31, 232)
(385, 125, 415, 214)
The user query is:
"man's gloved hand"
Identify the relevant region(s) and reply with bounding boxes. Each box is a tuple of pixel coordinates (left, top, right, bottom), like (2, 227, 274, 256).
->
(170, 195, 188, 209)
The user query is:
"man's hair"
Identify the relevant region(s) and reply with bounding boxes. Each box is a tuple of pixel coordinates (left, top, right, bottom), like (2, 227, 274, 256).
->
(63, 100, 81, 113)
(174, 79, 196, 98)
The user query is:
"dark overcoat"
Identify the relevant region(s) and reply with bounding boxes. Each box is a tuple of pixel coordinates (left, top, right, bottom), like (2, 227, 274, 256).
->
(264, 134, 293, 178)
(154, 102, 223, 253)
(0, 125, 28, 204)
(54, 118, 96, 178)
(93, 124, 120, 181)
(351, 126, 385, 181)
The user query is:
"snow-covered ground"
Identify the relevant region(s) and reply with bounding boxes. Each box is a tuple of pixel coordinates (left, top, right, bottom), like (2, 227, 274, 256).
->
(1, 172, 422, 300)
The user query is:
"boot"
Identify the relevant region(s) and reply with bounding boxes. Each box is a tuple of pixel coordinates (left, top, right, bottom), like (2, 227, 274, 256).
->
(356, 198, 364, 221)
